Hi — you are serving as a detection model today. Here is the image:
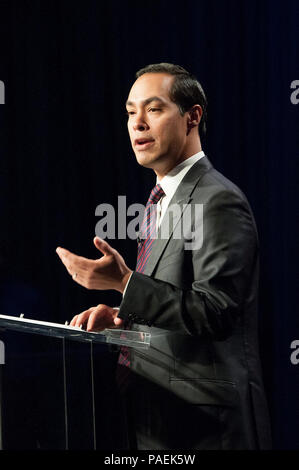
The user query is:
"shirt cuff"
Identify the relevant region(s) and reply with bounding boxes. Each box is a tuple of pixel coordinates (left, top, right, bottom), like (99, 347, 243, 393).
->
(122, 272, 134, 297)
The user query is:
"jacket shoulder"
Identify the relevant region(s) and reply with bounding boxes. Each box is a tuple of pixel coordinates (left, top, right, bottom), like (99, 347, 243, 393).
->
(191, 161, 250, 206)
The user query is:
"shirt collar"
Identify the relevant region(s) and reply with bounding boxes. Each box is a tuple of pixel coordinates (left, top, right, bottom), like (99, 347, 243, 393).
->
(157, 151, 205, 199)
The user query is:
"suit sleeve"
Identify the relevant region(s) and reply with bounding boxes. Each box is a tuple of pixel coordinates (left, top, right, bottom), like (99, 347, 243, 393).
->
(118, 189, 258, 340)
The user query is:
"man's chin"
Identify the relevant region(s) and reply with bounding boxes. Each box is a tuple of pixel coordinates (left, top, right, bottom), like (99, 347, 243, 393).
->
(135, 153, 157, 169)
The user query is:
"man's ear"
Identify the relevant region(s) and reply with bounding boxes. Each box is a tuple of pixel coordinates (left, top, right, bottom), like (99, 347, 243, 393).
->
(187, 105, 203, 135)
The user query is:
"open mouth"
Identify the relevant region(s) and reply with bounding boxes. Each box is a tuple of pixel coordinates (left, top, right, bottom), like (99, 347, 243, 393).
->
(135, 138, 155, 149)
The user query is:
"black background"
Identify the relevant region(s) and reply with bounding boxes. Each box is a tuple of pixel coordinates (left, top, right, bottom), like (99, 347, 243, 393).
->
(0, 0, 298, 450)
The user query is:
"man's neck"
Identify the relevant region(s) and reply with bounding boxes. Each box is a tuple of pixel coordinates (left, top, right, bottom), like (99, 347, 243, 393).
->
(155, 144, 202, 180)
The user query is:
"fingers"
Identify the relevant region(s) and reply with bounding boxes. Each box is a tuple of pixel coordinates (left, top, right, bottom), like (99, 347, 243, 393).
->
(86, 310, 105, 332)
(56, 246, 93, 284)
(70, 307, 95, 328)
(70, 304, 119, 332)
(56, 247, 75, 276)
(56, 247, 77, 265)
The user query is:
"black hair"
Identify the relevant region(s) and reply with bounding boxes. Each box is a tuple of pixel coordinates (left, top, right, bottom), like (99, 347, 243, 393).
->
(136, 63, 207, 136)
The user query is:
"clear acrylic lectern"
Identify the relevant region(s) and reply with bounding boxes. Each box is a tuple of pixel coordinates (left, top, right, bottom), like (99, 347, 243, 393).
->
(0, 313, 151, 449)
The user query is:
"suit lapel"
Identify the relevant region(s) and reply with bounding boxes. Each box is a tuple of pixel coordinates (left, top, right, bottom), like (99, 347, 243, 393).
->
(143, 156, 213, 276)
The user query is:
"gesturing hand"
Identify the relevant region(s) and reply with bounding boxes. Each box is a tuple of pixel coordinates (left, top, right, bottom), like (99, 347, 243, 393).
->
(56, 237, 132, 293)
(70, 304, 124, 332)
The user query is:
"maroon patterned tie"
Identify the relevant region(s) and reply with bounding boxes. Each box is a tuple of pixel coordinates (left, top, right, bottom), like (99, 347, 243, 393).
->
(116, 184, 165, 385)
(135, 184, 165, 273)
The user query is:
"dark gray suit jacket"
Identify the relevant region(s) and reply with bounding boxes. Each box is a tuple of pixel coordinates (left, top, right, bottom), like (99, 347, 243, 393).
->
(118, 156, 271, 450)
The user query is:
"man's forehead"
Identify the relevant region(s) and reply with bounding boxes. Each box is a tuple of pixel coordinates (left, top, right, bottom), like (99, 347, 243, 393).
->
(127, 73, 174, 105)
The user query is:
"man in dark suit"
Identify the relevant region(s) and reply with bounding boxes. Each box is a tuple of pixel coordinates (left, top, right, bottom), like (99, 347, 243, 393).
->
(56, 63, 271, 450)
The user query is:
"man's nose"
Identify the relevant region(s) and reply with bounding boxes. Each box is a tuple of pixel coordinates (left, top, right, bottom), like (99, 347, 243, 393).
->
(133, 112, 149, 131)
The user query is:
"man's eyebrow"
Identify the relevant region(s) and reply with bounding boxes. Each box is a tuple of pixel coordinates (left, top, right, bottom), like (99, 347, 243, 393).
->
(125, 96, 166, 107)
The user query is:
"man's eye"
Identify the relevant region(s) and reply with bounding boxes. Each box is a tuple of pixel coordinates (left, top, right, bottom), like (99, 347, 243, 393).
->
(149, 108, 160, 112)
(126, 110, 135, 116)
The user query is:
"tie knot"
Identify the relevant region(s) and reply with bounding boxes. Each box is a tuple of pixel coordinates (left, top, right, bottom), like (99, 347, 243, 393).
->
(147, 184, 165, 205)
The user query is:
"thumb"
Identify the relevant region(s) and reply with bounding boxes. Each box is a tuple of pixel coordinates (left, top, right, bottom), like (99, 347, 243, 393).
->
(114, 316, 124, 327)
(93, 236, 114, 256)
